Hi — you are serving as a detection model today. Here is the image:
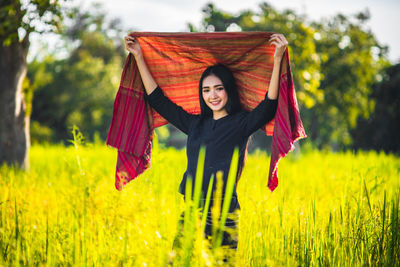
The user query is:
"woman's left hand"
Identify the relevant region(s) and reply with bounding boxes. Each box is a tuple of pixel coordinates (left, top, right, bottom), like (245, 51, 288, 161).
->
(268, 33, 288, 60)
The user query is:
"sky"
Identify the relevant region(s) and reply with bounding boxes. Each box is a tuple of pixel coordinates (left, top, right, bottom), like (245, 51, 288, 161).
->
(80, 0, 399, 64)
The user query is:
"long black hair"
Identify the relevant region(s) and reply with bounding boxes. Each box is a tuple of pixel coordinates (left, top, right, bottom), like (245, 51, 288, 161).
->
(198, 63, 249, 185)
(198, 63, 242, 118)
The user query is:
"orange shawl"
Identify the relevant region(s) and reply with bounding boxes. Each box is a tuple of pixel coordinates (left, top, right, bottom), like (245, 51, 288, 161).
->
(106, 32, 306, 191)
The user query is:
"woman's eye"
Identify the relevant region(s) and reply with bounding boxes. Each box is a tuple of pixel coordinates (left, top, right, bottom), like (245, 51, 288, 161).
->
(216, 87, 224, 91)
(202, 89, 209, 93)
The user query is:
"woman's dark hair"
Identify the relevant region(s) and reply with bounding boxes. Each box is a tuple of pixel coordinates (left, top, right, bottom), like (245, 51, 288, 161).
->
(198, 63, 242, 117)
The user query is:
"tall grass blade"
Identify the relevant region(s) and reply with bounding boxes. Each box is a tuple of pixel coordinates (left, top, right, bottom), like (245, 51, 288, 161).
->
(83, 188, 88, 267)
(46, 211, 49, 263)
(363, 177, 373, 217)
(181, 176, 194, 266)
(193, 146, 205, 211)
(211, 172, 223, 247)
(14, 198, 20, 266)
(70, 125, 85, 176)
(386, 190, 399, 266)
(215, 148, 239, 248)
(379, 190, 386, 259)
(201, 174, 214, 235)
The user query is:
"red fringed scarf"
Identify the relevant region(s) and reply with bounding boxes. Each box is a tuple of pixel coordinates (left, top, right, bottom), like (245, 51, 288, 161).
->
(106, 32, 306, 191)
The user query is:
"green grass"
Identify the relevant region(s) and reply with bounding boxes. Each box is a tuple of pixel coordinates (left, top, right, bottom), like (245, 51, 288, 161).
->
(0, 143, 399, 266)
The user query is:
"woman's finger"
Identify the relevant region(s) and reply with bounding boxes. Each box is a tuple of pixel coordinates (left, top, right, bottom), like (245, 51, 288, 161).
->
(269, 38, 282, 45)
(271, 34, 287, 44)
(275, 34, 285, 43)
(125, 36, 135, 42)
(268, 37, 279, 45)
(269, 41, 278, 47)
(269, 36, 284, 44)
(275, 36, 288, 47)
(279, 35, 288, 45)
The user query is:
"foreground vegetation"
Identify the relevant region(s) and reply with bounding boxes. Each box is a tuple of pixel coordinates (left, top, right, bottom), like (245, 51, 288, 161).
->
(0, 143, 399, 266)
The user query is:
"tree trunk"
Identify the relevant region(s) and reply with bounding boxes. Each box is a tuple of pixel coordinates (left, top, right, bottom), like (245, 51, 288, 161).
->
(0, 37, 30, 170)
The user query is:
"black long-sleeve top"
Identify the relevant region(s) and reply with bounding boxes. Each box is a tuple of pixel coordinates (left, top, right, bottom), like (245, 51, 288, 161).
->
(145, 86, 278, 211)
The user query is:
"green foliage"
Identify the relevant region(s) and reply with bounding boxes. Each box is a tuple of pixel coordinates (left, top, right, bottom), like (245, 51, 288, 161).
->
(154, 125, 170, 146)
(21, 76, 33, 117)
(27, 3, 125, 143)
(308, 12, 389, 148)
(68, 124, 85, 147)
(0, 0, 65, 45)
(30, 120, 53, 144)
(351, 63, 400, 153)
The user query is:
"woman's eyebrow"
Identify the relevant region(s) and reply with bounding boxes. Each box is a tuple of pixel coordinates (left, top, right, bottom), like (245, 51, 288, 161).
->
(202, 84, 224, 89)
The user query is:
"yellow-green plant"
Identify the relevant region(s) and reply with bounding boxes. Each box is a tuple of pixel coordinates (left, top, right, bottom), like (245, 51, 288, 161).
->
(0, 144, 399, 266)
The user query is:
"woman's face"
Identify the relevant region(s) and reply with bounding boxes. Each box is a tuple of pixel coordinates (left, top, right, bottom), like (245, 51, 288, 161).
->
(201, 75, 228, 115)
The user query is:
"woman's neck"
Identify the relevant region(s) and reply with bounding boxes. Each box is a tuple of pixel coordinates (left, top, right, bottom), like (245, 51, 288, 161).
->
(213, 110, 228, 120)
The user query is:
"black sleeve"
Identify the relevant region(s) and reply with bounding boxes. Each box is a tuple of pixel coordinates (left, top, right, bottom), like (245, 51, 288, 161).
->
(242, 94, 278, 137)
(144, 86, 195, 134)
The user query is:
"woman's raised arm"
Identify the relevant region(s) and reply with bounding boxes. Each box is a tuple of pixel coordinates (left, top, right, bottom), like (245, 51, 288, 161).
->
(266, 33, 288, 100)
(123, 35, 196, 134)
(124, 35, 158, 95)
(240, 33, 288, 137)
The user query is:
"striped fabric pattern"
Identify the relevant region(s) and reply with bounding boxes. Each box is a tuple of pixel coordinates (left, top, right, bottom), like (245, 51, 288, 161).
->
(106, 32, 306, 191)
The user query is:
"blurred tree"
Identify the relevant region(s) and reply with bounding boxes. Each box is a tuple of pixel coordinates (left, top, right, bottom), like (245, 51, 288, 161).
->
(310, 10, 389, 149)
(189, 2, 390, 150)
(28, 4, 125, 143)
(0, 0, 65, 169)
(351, 63, 400, 153)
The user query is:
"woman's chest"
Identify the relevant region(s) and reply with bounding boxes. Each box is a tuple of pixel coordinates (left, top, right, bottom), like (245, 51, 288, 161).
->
(187, 117, 245, 150)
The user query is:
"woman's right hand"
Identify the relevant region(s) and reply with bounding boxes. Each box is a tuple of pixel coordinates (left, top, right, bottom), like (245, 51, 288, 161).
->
(124, 35, 158, 94)
(268, 33, 288, 60)
(124, 35, 142, 58)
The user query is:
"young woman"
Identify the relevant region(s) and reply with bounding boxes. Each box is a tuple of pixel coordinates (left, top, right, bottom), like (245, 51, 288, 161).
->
(124, 33, 288, 249)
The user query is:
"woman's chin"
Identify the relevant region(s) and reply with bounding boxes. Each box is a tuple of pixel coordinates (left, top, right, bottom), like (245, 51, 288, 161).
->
(209, 106, 223, 112)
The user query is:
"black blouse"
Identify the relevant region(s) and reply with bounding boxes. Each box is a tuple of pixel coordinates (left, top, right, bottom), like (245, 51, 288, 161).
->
(145, 86, 278, 211)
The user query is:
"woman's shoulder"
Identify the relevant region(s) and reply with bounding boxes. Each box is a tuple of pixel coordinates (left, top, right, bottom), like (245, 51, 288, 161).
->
(188, 114, 202, 125)
(235, 109, 249, 118)
(233, 109, 252, 128)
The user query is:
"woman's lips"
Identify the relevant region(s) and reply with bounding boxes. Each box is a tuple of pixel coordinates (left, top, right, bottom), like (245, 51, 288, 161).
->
(210, 100, 221, 106)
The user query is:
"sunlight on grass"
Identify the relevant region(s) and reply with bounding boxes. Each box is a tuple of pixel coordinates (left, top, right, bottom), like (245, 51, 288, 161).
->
(0, 143, 399, 266)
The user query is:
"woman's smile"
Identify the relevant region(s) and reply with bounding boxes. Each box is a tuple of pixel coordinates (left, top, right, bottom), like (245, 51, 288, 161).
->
(210, 99, 222, 106)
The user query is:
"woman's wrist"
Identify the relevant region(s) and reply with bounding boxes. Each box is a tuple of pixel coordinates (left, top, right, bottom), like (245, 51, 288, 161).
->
(273, 56, 283, 64)
(133, 52, 144, 61)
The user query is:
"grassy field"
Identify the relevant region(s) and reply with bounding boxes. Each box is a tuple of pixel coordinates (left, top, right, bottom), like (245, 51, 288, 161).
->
(0, 142, 399, 266)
